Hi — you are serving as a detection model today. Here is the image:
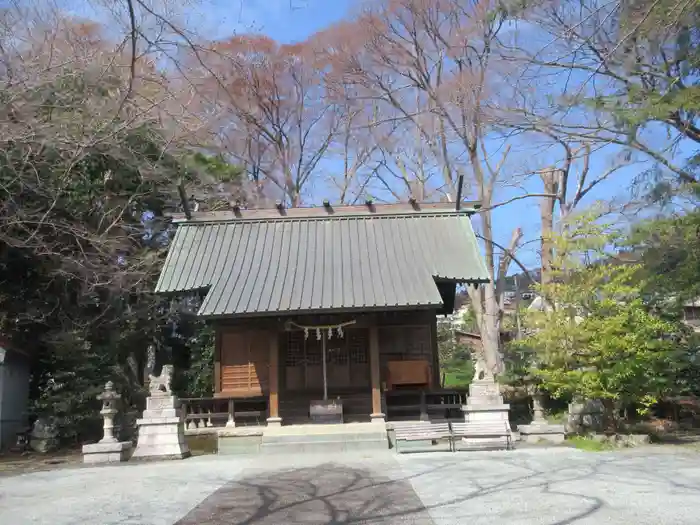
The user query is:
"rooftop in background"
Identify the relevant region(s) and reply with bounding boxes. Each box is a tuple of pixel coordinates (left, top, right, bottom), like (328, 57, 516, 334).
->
(156, 201, 489, 318)
(168, 201, 482, 224)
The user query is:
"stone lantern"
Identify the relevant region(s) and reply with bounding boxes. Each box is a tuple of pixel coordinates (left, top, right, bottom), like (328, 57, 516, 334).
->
(98, 381, 119, 443)
(517, 388, 566, 444)
(82, 381, 133, 463)
(531, 391, 547, 424)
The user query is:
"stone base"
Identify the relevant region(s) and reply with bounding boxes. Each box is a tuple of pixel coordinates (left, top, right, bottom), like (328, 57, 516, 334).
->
(266, 417, 282, 427)
(460, 403, 512, 450)
(460, 379, 512, 450)
(591, 433, 651, 447)
(518, 422, 566, 444)
(131, 394, 190, 460)
(468, 380, 505, 405)
(459, 435, 510, 450)
(370, 413, 386, 423)
(82, 441, 132, 464)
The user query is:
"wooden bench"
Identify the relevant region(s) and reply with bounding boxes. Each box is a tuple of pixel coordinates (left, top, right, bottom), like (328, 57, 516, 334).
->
(450, 422, 513, 451)
(392, 421, 453, 453)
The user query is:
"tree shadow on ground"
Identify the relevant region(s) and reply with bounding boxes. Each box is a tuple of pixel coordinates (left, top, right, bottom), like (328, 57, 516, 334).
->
(174, 454, 617, 525)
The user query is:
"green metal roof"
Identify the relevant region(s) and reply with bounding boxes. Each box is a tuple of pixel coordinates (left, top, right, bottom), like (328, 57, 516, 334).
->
(156, 208, 489, 318)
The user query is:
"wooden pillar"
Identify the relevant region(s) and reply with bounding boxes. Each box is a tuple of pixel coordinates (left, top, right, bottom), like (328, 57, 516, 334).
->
(369, 325, 385, 422)
(267, 332, 281, 426)
(429, 312, 440, 388)
(214, 327, 222, 394)
(226, 398, 235, 428)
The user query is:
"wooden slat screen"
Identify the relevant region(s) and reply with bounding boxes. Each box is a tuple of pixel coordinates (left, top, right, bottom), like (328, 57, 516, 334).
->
(378, 325, 431, 363)
(220, 330, 269, 396)
(281, 327, 370, 391)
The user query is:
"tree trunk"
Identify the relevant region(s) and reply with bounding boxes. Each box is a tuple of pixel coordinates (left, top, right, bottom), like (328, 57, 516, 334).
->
(481, 281, 504, 375)
(540, 168, 558, 288)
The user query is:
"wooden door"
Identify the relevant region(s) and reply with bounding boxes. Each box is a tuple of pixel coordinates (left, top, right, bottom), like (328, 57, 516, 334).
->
(220, 330, 269, 396)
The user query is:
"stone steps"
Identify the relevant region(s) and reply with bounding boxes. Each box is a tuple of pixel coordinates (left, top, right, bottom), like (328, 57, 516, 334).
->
(260, 422, 388, 454)
(259, 439, 387, 454)
(217, 421, 389, 456)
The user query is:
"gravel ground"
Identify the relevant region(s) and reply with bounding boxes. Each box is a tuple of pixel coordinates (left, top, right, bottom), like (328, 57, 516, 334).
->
(0, 447, 699, 525)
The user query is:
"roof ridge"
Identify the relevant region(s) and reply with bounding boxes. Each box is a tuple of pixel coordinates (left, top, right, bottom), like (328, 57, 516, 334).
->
(169, 202, 480, 224)
(177, 211, 474, 226)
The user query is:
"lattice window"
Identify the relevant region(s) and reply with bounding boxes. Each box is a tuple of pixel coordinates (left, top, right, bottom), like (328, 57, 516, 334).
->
(348, 329, 368, 364)
(305, 335, 323, 365)
(285, 331, 304, 367)
(328, 342, 348, 365)
(405, 327, 430, 358)
(379, 326, 431, 361)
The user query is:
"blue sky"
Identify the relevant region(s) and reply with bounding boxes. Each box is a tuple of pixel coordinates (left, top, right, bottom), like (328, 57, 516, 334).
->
(190, 1, 691, 272)
(197, 0, 355, 42)
(68, 0, 692, 273)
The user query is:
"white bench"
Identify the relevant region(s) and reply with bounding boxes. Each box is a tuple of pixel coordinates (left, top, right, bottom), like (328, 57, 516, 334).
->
(393, 421, 452, 453)
(450, 422, 513, 451)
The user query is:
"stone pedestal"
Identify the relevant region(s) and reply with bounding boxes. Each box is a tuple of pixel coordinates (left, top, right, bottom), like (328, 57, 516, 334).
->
(83, 441, 132, 463)
(460, 379, 511, 450)
(132, 394, 190, 460)
(518, 423, 566, 444)
(370, 412, 386, 424)
(517, 392, 566, 444)
(266, 417, 282, 427)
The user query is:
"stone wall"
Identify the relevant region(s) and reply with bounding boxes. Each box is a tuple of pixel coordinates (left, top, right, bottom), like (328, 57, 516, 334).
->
(566, 399, 605, 434)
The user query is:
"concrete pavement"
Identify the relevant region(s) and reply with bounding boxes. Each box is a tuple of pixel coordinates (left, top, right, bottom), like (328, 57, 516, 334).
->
(0, 447, 698, 524)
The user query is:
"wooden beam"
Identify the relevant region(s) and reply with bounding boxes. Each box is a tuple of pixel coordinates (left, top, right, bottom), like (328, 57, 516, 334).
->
(267, 332, 281, 424)
(369, 325, 385, 422)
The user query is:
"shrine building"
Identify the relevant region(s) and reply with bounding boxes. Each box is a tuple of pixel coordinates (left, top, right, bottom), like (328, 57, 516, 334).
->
(156, 201, 488, 428)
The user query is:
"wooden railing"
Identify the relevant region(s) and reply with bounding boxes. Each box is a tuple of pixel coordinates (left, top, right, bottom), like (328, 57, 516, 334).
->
(180, 389, 468, 428)
(385, 389, 468, 421)
(180, 396, 267, 429)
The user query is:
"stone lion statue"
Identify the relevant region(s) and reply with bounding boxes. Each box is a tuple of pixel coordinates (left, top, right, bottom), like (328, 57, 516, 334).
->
(148, 364, 173, 395)
(472, 349, 496, 382)
(474, 354, 488, 381)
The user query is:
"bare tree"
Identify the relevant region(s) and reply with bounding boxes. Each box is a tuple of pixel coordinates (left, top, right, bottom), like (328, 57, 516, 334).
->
(183, 35, 339, 207)
(324, 0, 533, 376)
(328, 96, 398, 204)
(502, 0, 699, 186)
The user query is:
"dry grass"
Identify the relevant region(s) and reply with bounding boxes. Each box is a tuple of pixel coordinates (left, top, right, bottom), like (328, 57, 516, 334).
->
(0, 450, 83, 477)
